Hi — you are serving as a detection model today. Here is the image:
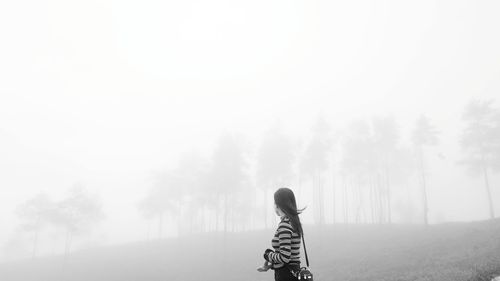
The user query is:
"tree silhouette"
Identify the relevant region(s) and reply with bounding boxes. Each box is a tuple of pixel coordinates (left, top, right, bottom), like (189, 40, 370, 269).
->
(389, 146, 416, 223)
(328, 129, 341, 224)
(459, 99, 500, 219)
(341, 120, 376, 224)
(139, 169, 183, 238)
(372, 116, 400, 224)
(174, 150, 209, 234)
(300, 115, 332, 225)
(256, 123, 295, 228)
(46, 184, 104, 264)
(15, 192, 53, 259)
(208, 132, 249, 234)
(412, 115, 439, 225)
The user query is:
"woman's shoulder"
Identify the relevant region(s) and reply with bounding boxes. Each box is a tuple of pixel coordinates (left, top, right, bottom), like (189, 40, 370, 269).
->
(278, 216, 294, 231)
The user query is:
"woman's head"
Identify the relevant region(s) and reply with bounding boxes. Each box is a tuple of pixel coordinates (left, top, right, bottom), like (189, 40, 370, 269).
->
(274, 187, 305, 236)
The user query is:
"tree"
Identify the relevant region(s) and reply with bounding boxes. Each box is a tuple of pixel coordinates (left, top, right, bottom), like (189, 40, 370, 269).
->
(340, 120, 376, 224)
(301, 115, 332, 225)
(372, 116, 400, 224)
(139, 169, 183, 238)
(412, 115, 439, 225)
(174, 150, 209, 234)
(256, 123, 295, 228)
(47, 184, 104, 263)
(15, 192, 53, 259)
(328, 130, 341, 224)
(208, 132, 249, 234)
(459, 99, 500, 219)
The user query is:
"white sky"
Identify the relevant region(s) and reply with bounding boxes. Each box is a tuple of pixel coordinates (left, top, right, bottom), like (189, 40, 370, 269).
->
(1, 0, 499, 259)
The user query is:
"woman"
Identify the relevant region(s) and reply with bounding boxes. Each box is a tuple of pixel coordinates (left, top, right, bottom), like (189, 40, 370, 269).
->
(257, 187, 305, 281)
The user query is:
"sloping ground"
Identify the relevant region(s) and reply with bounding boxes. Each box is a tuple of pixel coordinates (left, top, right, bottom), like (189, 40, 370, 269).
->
(1, 219, 500, 281)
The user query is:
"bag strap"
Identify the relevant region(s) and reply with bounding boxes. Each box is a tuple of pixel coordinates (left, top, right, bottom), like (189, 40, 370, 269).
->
(301, 231, 310, 267)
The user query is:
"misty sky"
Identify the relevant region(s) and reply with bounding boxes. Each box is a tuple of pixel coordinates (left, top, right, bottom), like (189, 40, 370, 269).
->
(1, 0, 499, 258)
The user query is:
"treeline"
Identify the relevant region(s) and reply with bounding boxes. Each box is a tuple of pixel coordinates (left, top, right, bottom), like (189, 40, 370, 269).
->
(138, 99, 500, 237)
(7, 184, 103, 260)
(9, 99, 500, 258)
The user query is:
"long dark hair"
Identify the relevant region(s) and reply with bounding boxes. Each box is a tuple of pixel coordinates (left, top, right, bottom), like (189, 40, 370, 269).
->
(274, 187, 305, 237)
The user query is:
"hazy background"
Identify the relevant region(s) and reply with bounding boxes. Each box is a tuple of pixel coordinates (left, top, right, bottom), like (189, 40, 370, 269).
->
(1, 0, 499, 263)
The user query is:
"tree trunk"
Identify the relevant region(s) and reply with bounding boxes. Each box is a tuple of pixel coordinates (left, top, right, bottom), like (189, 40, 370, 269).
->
(264, 188, 268, 229)
(200, 205, 206, 233)
(188, 206, 192, 234)
(377, 173, 384, 224)
(223, 192, 229, 259)
(418, 147, 429, 225)
(385, 165, 392, 224)
(158, 211, 163, 239)
(32, 216, 40, 259)
(319, 171, 325, 225)
(355, 181, 362, 224)
(481, 160, 495, 219)
(224, 192, 228, 233)
(147, 219, 151, 241)
(253, 188, 258, 229)
(419, 148, 429, 225)
(370, 179, 375, 224)
(215, 195, 220, 232)
(332, 166, 336, 224)
(343, 177, 348, 224)
(360, 180, 367, 224)
(62, 228, 72, 270)
(312, 173, 316, 224)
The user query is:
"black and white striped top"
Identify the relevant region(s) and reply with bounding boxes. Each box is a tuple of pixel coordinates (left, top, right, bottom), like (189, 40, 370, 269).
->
(268, 216, 301, 269)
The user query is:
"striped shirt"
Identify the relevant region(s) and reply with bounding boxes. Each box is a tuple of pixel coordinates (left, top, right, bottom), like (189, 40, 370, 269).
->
(268, 216, 301, 269)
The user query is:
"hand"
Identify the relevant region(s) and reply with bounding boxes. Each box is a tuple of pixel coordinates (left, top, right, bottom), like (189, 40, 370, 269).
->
(257, 261, 272, 272)
(257, 265, 270, 272)
(263, 248, 274, 262)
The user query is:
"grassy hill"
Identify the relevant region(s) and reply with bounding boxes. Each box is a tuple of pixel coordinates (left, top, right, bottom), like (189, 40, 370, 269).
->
(1, 219, 500, 281)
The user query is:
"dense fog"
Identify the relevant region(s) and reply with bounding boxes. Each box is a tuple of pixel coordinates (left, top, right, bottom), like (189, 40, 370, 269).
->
(0, 1, 499, 277)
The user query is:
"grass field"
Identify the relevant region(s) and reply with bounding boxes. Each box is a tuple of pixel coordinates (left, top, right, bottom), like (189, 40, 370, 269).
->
(1, 219, 500, 281)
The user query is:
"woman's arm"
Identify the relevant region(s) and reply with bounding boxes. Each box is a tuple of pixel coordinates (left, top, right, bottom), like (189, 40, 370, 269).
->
(267, 225, 292, 264)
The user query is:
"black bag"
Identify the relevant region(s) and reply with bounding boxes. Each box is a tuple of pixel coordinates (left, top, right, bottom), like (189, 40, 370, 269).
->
(289, 231, 314, 280)
(295, 268, 313, 280)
